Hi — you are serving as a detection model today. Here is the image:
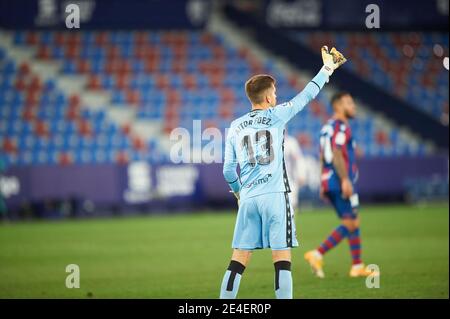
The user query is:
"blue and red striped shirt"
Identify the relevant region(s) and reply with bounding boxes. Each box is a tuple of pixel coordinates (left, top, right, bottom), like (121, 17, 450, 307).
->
(319, 118, 358, 192)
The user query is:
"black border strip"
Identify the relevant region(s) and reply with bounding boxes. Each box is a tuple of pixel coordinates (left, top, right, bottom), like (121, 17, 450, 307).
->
(284, 192, 292, 248)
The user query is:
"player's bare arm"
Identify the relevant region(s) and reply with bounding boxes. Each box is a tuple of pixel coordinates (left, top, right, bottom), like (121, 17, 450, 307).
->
(319, 153, 326, 199)
(332, 148, 353, 198)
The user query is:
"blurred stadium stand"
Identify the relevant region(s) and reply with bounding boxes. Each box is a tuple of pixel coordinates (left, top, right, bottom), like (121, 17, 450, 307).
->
(0, 0, 448, 219)
(0, 29, 439, 166)
(290, 32, 449, 125)
(224, 2, 449, 150)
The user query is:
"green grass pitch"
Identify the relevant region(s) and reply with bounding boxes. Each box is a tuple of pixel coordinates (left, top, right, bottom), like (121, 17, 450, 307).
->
(0, 203, 448, 298)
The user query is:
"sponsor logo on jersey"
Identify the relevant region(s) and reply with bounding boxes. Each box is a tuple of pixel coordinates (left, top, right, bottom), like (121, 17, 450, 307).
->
(245, 173, 273, 189)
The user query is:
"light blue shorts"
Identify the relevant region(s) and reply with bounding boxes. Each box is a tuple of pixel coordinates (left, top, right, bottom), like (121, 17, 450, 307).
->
(231, 192, 299, 250)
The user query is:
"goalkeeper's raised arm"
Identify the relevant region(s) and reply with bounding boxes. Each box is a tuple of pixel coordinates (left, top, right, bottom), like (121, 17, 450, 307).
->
(270, 46, 347, 124)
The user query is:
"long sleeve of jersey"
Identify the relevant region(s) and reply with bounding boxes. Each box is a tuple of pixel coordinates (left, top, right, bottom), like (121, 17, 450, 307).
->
(271, 69, 329, 124)
(223, 131, 241, 193)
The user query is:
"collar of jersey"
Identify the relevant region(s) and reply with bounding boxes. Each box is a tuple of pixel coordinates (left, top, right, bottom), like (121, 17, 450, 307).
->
(249, 109, 263, 117)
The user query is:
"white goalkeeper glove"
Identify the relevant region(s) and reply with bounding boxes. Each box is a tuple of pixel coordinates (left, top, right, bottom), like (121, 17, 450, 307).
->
(320, 46, 347, 79)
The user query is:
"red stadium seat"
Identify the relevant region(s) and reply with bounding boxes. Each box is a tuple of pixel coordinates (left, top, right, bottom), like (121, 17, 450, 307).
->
(66, 33, 82, 46)
(155, 74, 171, 89)
(95, 32, 109, 46)
(19, 62, 31, 75)
(204, 120, 218, 129)
(211, 46, 226, 60)
(28, 75, 42, 91)
(66, 106, 80, 120)
(25, 31, 39, 45)
(59, 152, 73, 165)
(172, 45, 188, 59)
(14, 77, 26, 91)
(166, 90, 181, 106)
(54, 32, 66, 46)
(144, 58, 160, 72)
(288, 75, 305, 91)
(25, 91, 40, 107)
(208, 72, 225, 89)
(182, 74, 197, 90)
(134, 31, 149, 46)
(22, 108, 36, 121)
(132, 136, 146, 151)
(219, 103, 233, 120)
(163, 118, 179, 135)
(35, 120, 49, 137)
(65, 45, 80, 59)
(116, 150, 130, 165)
(172, 59, 187, 74)
(249, 60, 264, 75)
(310, 100, 324, 118)
(375, 130, 390, 146)
(220, 88, 235, 104)
(355, 61, 370, 77)
(77, 59, 91, 73)
(165, 104, 179, 119)
(87, 75, 102, 90)
(116, 74, 130, 90)
(36, 46, 51, 60)
(106, 46, 121, 59)
(2, 138, 17, 154)
(200, 33, 215, 45)
(69, 95, 81, 108)
(121, 123, 131, 135)
(297, 133, 312, 149)
(134, 44, 159, 59)
(78, 120, 92, 136)
(125, 89, 141, 104)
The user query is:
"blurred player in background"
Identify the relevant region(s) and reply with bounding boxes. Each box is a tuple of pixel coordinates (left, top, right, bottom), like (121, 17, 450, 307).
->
(284, 132, 306, 212)
(0, 160, 6, 222)
(304, 92, 377, 278)
(220, 47, 346, 299)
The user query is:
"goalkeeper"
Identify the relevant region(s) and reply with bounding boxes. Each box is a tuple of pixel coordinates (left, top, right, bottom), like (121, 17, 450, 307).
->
(220, 47, 346, 299)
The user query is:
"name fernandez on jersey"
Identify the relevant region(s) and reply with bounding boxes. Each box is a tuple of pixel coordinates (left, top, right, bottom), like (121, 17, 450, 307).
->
(223, 69, 329, 200)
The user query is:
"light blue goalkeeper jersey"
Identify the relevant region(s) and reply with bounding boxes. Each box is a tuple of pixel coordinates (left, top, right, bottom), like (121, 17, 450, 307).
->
(223, 69, 328, 200)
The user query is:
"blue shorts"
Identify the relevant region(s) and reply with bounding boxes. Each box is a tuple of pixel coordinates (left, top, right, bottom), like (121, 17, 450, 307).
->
(232, 192, 299, 250)
(325, 191, 359, 220)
